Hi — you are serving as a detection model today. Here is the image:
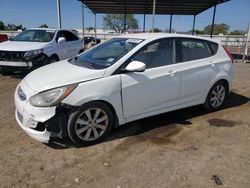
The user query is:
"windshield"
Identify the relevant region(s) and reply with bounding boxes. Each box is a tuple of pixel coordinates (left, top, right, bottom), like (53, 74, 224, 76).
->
(12, 29, 56, 42)
(70, 37, 144, 69)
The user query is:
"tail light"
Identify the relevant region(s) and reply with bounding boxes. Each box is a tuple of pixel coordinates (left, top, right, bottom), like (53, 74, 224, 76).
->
(223, 46, 234, 63)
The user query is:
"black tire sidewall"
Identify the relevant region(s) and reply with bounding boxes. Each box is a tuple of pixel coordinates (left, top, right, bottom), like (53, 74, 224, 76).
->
(205, 81, 227, 110)
(49, 55, 59, 63)
(67, 101, 114, 146)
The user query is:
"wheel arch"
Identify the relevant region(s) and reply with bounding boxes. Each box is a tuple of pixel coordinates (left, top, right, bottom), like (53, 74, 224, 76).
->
(50, 54, 60, 61)
(65, 98, 123, 127)
(202, 77, 231, 104)
(88, 100, 120, 127)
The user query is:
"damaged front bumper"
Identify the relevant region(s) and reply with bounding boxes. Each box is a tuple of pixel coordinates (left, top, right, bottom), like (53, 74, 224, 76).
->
(14, 84, 73, 143)
(0, 53, 50, 72)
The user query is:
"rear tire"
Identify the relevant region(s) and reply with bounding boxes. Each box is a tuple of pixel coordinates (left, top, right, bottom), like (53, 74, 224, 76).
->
(204, 81, 228, 110)
(67, 101, 114, 146)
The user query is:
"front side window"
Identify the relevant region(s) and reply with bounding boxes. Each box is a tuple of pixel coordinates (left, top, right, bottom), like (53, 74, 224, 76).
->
(129, 38, 174, 69)
(64, 31, 79, 41)
(176, 38, 212, 63)
(70, 38, 143, 69)
(13, 29, 55, 42)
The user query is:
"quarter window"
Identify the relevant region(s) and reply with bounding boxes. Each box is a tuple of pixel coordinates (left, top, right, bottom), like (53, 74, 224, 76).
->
(176, 38, 212, 63)
(208, 41, 219, 55)
(64, 31, 79, 41)
(56, 31, 79, 42)
(131, 38, 174, 69)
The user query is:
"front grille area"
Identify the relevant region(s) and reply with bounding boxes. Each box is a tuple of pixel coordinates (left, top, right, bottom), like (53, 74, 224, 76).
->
(0, 50, 26, 62)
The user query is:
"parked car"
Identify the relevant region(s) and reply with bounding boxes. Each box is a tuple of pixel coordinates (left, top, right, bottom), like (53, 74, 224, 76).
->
(84, 36, 101, 45)
(0, 34, 8, 43)
(0, 28, 84, 74)
(14, 33, 233, 145)
(83, 36, 101, 50)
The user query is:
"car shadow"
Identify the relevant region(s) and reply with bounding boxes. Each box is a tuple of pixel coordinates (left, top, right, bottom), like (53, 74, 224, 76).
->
(0, 71, 27, 79)
(47, 91, 249, 149)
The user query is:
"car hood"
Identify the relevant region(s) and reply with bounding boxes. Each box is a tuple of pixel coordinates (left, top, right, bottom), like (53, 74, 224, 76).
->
(24, 60, 106, 92)
(0, 41, 49, 51)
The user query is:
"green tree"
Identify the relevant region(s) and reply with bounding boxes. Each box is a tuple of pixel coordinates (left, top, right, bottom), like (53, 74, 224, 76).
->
(203, 23, 229, 35)
(187, 29, 204, 35)
(86, 27, 95, 32)
(103, 14, 138, 33)
(149, 28, 162, 33)
(0, 20, 5, 30)
(39, 24, 49, 28)
(230, 30, 245, 35)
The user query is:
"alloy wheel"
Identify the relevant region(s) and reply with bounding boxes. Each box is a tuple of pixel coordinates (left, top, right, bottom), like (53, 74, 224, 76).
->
(75, 108, 109, 141)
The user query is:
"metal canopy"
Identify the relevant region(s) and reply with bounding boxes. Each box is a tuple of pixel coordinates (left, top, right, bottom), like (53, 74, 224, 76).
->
(80, 0, 229, 15)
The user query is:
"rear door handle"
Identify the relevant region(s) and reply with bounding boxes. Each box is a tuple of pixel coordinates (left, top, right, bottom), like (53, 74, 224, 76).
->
(166, 70, 177, 76)
(209, 61, 215, 67)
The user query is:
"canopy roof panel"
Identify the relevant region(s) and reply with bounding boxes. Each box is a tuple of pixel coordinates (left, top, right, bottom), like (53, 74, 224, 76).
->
(80, 0, 229, 15)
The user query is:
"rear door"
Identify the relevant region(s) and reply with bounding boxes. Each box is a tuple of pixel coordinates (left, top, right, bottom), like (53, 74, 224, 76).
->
(175, 37, 219, 105)
(120, 38, 181, 119)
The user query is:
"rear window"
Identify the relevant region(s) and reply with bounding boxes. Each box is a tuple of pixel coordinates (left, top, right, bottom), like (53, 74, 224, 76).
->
(176, 38, 213, 63)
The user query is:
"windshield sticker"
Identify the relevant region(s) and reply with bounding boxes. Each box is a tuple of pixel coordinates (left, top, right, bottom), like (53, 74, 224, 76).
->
(126, 39, 143, 44)
(107, 58, 115, 62)
(46, 30, 56, 33)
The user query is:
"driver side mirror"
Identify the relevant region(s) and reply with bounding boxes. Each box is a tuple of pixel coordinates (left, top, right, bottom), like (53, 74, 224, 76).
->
(58, 37, 66, 44)
(125, 61, 146, 72)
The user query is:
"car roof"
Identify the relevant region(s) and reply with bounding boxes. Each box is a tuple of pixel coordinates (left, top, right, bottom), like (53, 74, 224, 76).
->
(29, 28, 57, 31)
(115, 33, 220, 44)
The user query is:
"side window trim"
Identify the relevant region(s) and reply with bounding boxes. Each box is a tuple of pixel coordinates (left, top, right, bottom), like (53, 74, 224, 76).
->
(175, 37, 215, 64)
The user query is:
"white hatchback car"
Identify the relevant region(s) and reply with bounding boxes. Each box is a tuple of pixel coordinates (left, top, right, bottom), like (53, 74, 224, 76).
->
(14, 33, 233, 145)
(0, 28, 84, 74)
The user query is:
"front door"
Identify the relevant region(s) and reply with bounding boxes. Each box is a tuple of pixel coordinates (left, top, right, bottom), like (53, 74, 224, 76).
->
(120, 38, 181, 119)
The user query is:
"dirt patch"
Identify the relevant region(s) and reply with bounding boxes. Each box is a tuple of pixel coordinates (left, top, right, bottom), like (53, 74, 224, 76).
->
(207, 118, 238, 127)
(113, 124, 182, 152)
(0, 62, 250, 187)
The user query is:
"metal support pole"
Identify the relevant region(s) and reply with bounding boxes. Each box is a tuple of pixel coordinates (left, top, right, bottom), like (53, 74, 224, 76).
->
(143, 14, 146, 32)
(210, 4, 217, 38)
(56, 0, 61, 29)
(243, 23, 250, 62)
(94, 13, 97, 43)
(169, 14, 172, 33)
(124, 13, 127, 33)
(152, 0, 156, 32)
(192, 15, 196, 35)
(81, 2, 85, 38)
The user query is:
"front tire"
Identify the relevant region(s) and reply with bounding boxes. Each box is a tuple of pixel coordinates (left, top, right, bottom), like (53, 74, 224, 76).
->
(204, 81, 228, 110)
(67, 101, 114, 146)
(49, 55, 59, 63)
(0, 69, 14, 76)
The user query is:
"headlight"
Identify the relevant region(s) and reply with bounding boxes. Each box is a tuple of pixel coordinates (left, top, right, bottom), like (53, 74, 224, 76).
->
(24, 49, 43, 58)
(30, 84, 77, 107)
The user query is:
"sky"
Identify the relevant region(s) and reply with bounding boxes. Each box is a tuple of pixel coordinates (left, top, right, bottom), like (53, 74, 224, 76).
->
(0, 0, 249, 32)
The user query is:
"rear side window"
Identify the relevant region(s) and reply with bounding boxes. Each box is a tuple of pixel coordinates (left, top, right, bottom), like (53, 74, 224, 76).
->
(208, 42, 219, 55)
(176, 38, 213, 63)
